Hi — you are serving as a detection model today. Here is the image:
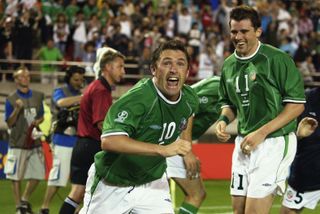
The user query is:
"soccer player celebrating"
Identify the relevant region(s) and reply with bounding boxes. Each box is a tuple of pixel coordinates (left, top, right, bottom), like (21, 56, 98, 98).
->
(215, 5, 305, 214)
(281, 87, 320, 213)
(79, 40, 198, 214)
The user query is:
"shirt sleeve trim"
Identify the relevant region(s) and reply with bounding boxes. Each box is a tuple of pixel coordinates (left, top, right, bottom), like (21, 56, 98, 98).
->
(101, 132, 129, 139)
(283, 99, 306, 103)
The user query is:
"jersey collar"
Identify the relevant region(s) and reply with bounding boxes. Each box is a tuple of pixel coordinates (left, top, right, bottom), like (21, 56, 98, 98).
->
(152, 78, 181, 105)
(98, 76, 112, 91)
(234, 41, 261, 60)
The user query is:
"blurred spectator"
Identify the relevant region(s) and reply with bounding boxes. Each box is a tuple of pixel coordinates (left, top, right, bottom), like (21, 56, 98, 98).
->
(0, 16, 13, 81)
(82, 41, 96, 63)
(186, 45, 199, 83)
(130, 3, 143, 29)
(50, 0, 64, 21)
(83, 0, 98, 20)
(124, 40, 139, 84)
(123, 0, 134, 16)
(72, 11, 87, 60)
(138, 46, 151, 76)
(215, 0, 233, 36)
(298, 11, 314, 39)
(150, 26, 162, 52)
(279, 36, 297, 57)
(256, 1, 272, 35)
(294, 38, 311, 63)
(119, 12, 132, 38)
(98, 0, 114, 26)
(53, 13, 70, 55)
(201, 5, 212, 29)
(177, 6, 192, 36)
(188, 22, 201, 58)
(4, 0, 19, 17)
(198, 46, 215, 79)
(86, 14, 101, 41)
(263, 21, 280, 47)
(65, 0, 80, 25)
(34, 38, 63, 85)
(12, 9, 37, 69)
(105, 23, 129, 55)
(298, 54, 316, 83)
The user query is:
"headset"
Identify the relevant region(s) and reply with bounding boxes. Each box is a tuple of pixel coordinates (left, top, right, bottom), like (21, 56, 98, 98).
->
(64, 65, 85, 84)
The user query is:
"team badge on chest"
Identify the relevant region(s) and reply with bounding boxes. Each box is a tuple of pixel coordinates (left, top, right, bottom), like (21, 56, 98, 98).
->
(179, 117, 187, 131)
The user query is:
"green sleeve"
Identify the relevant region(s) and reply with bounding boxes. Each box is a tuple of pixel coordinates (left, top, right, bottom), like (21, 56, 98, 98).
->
(271, 53, 305, 102)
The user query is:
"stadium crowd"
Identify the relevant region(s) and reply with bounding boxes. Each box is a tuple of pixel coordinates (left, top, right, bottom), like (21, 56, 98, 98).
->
(0, 0, 319, 83)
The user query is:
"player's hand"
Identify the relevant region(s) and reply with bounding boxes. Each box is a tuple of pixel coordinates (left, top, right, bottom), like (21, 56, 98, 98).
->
(215, 121, 231, 142)
(15, 99, 24, 110)
(297, 117, 318, 139)
(161, 139, 191, 157)
(183, 152, 200, 180)
(240, 129, 267, 155)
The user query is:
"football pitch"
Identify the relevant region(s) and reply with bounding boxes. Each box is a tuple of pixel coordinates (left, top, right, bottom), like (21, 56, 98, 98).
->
(0, 180, 319, 214)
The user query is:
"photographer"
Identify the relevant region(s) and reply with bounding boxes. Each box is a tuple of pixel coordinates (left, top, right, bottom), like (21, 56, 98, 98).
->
(39, 66, 85, 214)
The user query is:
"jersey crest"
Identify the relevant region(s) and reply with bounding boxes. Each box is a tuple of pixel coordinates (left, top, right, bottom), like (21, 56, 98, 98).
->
(114, 110, 129, 123)
(178, 117, 187, 131)
(199, 96, 208, 104)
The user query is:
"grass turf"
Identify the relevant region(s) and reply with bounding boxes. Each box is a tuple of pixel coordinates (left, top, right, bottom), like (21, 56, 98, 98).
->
(0, 179, 319, 214)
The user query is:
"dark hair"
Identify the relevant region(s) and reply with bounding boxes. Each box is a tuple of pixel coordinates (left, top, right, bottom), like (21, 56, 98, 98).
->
(64, 66, 85, 83)
(98, 50, 125, 76)
(150, 39, 190, 70)
(229, 5, 261, 30)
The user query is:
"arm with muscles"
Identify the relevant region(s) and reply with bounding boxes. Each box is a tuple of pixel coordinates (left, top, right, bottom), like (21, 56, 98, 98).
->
(296, 117, 318, 139)
(6, 99, 24, 128)
(240, 103, 304, 154)
(101, 135, 192, 157)
(215, 107, 236, 142)
(180, 116, 200, 179)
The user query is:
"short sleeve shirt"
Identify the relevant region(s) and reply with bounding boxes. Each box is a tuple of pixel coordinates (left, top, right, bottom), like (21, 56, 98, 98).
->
(219, 42, 305, 137)
(95, 78, 199, 186)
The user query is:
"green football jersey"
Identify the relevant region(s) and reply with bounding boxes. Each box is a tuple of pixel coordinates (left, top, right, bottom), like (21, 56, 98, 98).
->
(219, 42, 305, 137)
(95, 78, 199, 186)
(191, 77, 221, 140)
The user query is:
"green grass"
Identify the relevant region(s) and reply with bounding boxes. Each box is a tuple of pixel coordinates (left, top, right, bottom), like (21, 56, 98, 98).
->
(0, 180, 319, 214)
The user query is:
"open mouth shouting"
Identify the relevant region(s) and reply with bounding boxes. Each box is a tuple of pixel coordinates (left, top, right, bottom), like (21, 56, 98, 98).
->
(167, 77, 179, 89)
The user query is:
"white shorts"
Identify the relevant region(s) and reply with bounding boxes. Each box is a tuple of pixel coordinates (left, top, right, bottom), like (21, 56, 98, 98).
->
(231, 132, 297, 198)
(282, 185, 320, 210)
(166, 155, 187, 178)
(5, 147, 45, 181)
(80, 164, 174, 214)
(48, 145, 73, 187)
